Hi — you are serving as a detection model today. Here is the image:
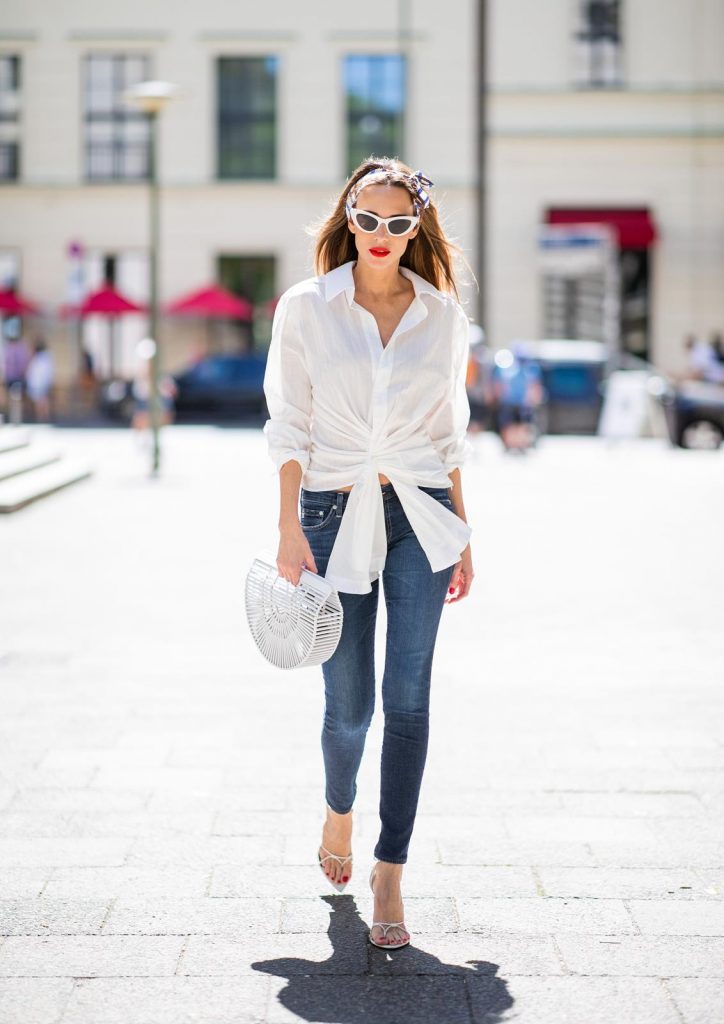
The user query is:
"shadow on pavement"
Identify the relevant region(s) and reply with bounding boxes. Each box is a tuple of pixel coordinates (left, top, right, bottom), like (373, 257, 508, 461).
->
(252, 894, 513, 1023)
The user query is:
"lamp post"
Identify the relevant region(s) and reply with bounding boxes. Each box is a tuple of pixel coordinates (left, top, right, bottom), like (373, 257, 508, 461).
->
(476, 0, 488, 338)
(123, 80, 178, 475)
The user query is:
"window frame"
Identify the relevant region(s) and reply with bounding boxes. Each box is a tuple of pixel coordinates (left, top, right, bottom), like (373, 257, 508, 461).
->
(0, 54, 21, 182)
(343, 52, 406, 177)
(216, 54, 279, 181)
(573, 0, 624, 89)
(82, 51, 153, 183)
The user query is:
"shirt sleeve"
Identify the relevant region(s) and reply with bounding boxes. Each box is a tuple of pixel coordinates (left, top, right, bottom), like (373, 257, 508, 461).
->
(426, 304, 473, 476)
(262, 291, 313, 473)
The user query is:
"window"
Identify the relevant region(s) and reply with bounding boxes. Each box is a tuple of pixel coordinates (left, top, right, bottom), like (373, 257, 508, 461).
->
(217, 57, 278, 179)
(83, 53, 152, 181)
(344, 55, 405, 176)
(0, 56, 21, 181)
(218, 254, 276, 350)
(574, 1, 623, 88)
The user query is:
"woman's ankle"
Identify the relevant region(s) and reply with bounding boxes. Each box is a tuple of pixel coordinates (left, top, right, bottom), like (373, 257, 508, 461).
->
(375, 858, 403, 871)
(325, 805, 352, 823)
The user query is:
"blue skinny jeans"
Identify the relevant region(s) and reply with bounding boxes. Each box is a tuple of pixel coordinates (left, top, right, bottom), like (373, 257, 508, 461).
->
(300, 481, 455, 864)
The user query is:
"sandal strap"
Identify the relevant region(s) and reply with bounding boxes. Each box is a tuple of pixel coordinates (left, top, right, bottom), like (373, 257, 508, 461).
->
(319, 845, 353, 865)
(371, 921, 406, 933)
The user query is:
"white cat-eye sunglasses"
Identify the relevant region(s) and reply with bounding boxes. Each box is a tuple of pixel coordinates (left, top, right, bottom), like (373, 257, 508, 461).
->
(346, 205, 420, 237)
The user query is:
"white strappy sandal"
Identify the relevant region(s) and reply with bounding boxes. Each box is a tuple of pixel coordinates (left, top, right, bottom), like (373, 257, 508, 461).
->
(317, 845, 353, 893)
(368, 862, 410, 949)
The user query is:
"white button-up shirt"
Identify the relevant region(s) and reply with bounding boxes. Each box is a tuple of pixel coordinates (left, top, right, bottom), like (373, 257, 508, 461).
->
(262, 259, 473, 594)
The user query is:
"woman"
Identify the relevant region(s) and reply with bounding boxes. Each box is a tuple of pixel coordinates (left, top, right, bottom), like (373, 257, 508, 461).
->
(131, 339, 177, 442)
(263, 156, 475, 949)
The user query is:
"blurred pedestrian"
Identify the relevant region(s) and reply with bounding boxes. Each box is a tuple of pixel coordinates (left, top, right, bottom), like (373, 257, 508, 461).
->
(81, 347, 95, 383)
(2, 334, 31, 387)
(685, 332, 724, 384)
(491, 344, 544, 452)
(465, 324, 489, 434)
(159, 373, 177, 425)
(131, 339, 177, 447)
(131, 341, 152, 441)
(26, 338, 55, 422)
(684, 333, 713, 381)
(1, 334, 32, 420)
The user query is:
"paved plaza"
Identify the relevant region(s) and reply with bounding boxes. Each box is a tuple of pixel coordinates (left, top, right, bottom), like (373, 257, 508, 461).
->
(1, 424, 722, 1024)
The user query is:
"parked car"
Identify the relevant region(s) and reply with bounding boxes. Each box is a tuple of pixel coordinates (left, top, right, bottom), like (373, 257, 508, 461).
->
(667, 379, 724, 449)
(172, 353, 268, 419)
(100, 353, 269, 423)
(487, 340, 674, 436)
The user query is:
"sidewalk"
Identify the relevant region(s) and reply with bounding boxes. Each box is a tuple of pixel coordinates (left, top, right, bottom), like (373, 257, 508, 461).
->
(0, 426, 722, 1024)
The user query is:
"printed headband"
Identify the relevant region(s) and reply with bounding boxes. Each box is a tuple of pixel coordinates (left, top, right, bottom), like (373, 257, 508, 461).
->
(345, 168, 435, 214)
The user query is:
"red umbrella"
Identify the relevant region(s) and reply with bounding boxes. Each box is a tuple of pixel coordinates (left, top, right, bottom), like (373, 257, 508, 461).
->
(165, 283, 254, 354)
(0, 289, 41, 315)
(165, 284, 253, 320)
(81, 284, 146, 316)
(60, 283, 147, 319)
(59, 283, 146, 379)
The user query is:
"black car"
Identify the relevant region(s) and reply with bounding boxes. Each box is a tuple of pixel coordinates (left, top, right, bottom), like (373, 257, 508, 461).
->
(100, 353, 269, 423)
(172, 353, 268, 419)
(668, 380, 724, 449)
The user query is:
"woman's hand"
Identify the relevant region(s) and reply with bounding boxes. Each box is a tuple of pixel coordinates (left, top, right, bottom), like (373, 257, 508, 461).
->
(277, 523, 318, 586)
(446, 544, 473, 603)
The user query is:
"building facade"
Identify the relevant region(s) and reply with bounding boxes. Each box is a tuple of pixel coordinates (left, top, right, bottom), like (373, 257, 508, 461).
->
(0, 0, 722, 396)
(0, 0, 476, 392)
(488, 0, 724, 372)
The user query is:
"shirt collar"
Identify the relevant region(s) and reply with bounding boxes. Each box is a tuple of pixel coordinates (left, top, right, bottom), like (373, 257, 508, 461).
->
(323, 260, 446, 307)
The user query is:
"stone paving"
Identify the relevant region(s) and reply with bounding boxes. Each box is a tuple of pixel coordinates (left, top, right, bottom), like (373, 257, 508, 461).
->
(1, 424, 722, 1024)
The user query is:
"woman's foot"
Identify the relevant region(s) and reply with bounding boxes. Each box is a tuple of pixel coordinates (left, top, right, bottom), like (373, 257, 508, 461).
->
(318, 805, 353, 886)
(370, 861, 410, 946)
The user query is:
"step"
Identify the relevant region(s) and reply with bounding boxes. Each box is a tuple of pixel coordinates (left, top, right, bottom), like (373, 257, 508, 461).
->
(0, 459, 94, 513)
(0, 426, 31, 455)
(0, 447, 63, 483)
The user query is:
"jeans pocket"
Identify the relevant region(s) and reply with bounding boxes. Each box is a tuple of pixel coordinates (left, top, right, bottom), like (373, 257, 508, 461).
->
(300, 492, 338, 531)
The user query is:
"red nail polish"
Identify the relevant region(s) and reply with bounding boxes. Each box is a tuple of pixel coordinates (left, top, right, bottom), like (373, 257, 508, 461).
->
(449, 587, 454, 593)
(342, 876, 349, 882)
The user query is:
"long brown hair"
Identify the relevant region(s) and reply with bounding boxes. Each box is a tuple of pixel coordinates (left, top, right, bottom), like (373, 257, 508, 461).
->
(308, 155, 472, 300)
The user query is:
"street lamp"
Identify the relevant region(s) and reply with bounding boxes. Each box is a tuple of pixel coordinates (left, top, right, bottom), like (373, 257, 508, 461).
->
(122, 79, 178, 475)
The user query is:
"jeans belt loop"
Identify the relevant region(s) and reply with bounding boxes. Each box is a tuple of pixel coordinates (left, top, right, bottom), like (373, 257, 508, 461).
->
(334, 491, 344, 517)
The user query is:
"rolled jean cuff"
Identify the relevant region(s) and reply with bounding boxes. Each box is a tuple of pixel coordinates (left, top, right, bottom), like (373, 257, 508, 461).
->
(372, 848, 407, 864)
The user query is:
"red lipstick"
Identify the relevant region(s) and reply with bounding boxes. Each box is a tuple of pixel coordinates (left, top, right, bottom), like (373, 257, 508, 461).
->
(370, 248, 390, 258)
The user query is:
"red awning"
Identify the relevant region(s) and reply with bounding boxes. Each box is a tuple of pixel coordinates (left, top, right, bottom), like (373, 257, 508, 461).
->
(546, 208, 658, 249)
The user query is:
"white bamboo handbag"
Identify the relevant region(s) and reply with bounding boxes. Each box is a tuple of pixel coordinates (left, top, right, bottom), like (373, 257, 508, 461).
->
(245, 549, 344, 669)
